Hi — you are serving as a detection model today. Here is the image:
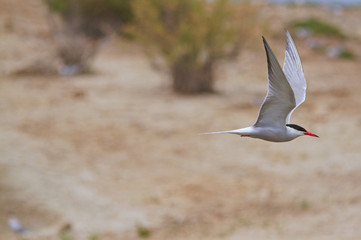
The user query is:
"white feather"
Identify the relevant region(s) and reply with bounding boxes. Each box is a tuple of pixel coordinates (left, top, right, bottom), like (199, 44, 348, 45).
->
(203, 31, 316, 142)
(254, 36, 296, 128)
(283, 30, 307, 123)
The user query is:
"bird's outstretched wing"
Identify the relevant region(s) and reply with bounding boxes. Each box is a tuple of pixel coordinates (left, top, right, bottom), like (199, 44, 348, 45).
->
(254, 36, 296, 128)
(283, 30, 307, 123)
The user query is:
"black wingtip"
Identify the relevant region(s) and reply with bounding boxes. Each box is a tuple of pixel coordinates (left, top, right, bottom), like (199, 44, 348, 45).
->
(262, 36, 268, 47)
(262, 36, 271, 53)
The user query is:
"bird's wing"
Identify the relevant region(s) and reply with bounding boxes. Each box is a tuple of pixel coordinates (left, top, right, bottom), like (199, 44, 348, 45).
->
(283, 30, 307, 123)
(254, 36, 296, 128)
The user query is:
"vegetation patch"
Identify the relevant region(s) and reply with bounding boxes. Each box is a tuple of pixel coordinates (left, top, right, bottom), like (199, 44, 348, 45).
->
(44, 0, 133, 75)
(339, 48, 355, 59)
(137, 224, 152, 238)
(291, 18, 345, 39)
(128, 0, 261, 94)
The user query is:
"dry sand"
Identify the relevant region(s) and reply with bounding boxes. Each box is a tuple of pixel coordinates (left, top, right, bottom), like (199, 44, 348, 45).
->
(1, 1, 361, 239)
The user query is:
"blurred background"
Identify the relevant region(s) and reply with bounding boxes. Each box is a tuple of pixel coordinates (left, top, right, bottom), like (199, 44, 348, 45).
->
(1, 0, 361, 239)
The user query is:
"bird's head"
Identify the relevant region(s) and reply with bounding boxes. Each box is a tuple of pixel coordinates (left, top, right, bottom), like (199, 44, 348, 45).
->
(286, 124, 319, 138)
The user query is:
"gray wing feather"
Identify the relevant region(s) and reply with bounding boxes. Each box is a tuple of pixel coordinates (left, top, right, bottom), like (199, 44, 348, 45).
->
(283, 30, 307, 123)
(254, 37, 296, 128)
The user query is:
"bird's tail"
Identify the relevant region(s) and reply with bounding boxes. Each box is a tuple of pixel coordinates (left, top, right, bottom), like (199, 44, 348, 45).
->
(201, 130, 241, 135)
(201, 127, 253, 136)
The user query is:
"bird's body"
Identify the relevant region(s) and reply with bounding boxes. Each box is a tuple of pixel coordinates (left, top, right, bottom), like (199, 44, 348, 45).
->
(205, 30, 318, 142)
(210, 125, 310, 142)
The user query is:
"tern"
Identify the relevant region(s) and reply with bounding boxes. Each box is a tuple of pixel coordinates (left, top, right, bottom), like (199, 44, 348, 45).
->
(205, 30, 318, 142)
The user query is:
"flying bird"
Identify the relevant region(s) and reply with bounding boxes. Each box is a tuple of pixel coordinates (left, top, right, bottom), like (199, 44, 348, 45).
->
(205, 30, 318, 142)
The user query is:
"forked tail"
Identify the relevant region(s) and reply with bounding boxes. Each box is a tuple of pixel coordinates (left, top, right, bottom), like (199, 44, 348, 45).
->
(201, 127, 253, 136)
(201, 130, 242, 135)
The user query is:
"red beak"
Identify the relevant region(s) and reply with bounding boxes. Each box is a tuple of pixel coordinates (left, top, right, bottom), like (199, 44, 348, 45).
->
(304, 132, 319, 137)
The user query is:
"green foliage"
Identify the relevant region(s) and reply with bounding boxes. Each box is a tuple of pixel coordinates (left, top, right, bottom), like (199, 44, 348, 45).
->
(45, 0, 133, 22)
(298, 199, 310, 210)
(136, 224, 152, 238)
(44, 0, 133, 38)
(44, 0, 135, 73)
(45, 0, 67, 13)
(291, 18, 345, 39)
(131, 0, 258, 66)
(339, 48, 355, 59)
(60, 234, 73, 240)
(88, 234, 99, 240)
(129, 0, 260, 93)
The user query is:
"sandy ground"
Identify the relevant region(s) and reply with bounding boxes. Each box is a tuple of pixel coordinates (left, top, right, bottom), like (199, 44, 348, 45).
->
(1, 1, 361, 240)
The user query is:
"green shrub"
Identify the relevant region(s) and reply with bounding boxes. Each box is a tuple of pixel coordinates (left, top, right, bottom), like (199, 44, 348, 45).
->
(129, 0, 260, 94)
(136, 224, 151, 238)
(45, 0, 133, 38)
(291, 18, 345, 39)
(339, 48, 355, 59)
(44, 0, 133, 74)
